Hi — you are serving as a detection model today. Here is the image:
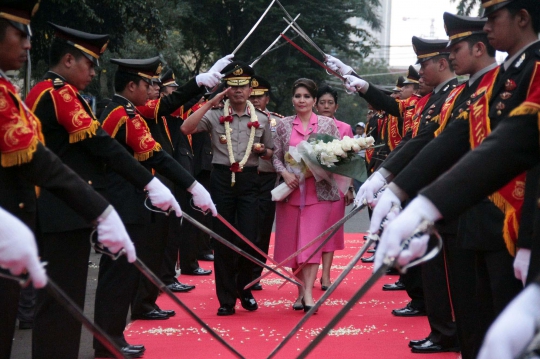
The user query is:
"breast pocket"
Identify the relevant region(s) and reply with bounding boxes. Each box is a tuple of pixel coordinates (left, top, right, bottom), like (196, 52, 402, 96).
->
(254, 128, 264, 142)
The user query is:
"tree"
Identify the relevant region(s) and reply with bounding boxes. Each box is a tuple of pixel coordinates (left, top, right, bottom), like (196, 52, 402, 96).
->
(450, 0, 482, 16)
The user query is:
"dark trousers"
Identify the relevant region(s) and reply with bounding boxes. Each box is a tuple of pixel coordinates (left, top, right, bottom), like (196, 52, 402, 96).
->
(210, 167, 259, 308)
(253, 172, 277, 281)
(421, 234, 458, 348)
(0, 273, 20, 359)
(195, 170, 214, 257)
(18, 284, 36, 323)
(400, 265, 424, 310)
(132, 213, 169, 315)
(33, 228, 92, 359)
(93, 223, 147, 353)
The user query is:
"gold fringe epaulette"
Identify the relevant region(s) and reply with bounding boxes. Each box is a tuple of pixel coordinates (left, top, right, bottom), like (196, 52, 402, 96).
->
(1, 137, 38, 167)
(509, 103, 540, 117)
(101, 106, 128, 139)
(134, 142, 162, 162)
(68, 119, 100, 143)
(489, 192, 518, 257)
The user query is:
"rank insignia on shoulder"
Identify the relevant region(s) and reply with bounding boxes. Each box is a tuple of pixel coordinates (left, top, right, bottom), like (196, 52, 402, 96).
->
(269, 111, 284, 119)
(53, 78, 65, 89)
(125, 105, 136, 118)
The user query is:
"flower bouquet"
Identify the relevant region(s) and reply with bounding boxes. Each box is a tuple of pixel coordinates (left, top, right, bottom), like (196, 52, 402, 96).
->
(271, 134, 374, 201)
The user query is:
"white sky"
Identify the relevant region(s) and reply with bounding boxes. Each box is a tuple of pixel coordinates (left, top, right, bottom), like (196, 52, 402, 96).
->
(386, 0, 506, 67)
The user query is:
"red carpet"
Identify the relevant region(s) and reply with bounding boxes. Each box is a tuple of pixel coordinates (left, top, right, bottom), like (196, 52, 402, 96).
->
(125, 233, 461, 359)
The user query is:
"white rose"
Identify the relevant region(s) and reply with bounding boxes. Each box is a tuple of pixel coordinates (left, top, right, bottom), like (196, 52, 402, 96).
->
(356, 137, 366, 147)
(340, 137, 353, 152)
(365, 136, 375, 147)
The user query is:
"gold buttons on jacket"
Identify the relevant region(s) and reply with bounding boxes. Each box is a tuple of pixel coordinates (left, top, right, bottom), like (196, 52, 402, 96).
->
(19, 203, 24, 209)
(88, 180, 93, 185)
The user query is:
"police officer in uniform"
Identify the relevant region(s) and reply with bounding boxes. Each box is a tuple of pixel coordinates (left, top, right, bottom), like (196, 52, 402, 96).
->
(181, 61, 274, 316)
(95, 57, 220, 357)
(248, 75, 282, 290)
(0, 6, 137, 358)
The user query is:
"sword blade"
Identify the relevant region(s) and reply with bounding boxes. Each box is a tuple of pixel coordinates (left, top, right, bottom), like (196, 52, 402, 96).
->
(216, 214, 303, 287)
(297, 260, 392, 359)
(282, 18, 326, 58)
(244, 204, 364, 291)
(232, 0, 277, 55)
(250, 13, 301, 67)
(181, 212, 301, 287)
(267, 237, 376, 359)
(132, 258, 245, 359)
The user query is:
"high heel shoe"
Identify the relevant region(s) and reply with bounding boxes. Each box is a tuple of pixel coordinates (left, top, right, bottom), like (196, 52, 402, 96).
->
(303, 300, 318, 314)
(292, 297, 304, 311)
(320, 278, 331, 291)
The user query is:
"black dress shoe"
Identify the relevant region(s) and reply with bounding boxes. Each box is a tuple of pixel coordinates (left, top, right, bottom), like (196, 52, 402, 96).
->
(408, 337, 429, 348)
(385, 267, 399, 275)
(391, 303, 426, 317)
(167, 282, 195, 292)
(252, 283, 263, 291)
(95, 346, 144, 358)
(237, 291, 258, 311)
(132, 309, 170, 320)
(126, 344, 145, 352)
(217, 306, 235, 316)
(411, 340, 460, 353)
(158, 309, 176, 317)
(184, 267, 212, 276)
(199, 254, 214, 261)
(382, 280, 405, 291)
(367, 249, 376, 253)
(361, 254, 375, 263)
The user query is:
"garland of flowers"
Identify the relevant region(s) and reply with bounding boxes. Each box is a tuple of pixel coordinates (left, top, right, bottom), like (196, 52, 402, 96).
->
(220, 99, 259, 185)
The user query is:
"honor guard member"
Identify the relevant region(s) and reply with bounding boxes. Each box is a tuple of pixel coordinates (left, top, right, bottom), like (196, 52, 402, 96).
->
(392, 75, 405, 97)
(94, 57, 220, 357)
(181, 61, 274, 316)
(374, 1, 540, 358)
(0, 5, 137, 359)
(248, 75, 282, 290)
(25, 24, 180, 358)
(336, 38, 460, 349)
(157, 68, 206, 294)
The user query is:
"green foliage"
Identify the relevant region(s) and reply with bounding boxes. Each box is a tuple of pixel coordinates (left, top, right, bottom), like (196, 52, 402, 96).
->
(450, 0, 482, 16)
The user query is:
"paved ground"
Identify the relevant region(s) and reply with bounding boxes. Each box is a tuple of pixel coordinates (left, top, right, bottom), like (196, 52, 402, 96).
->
(10, 204, 370, 358)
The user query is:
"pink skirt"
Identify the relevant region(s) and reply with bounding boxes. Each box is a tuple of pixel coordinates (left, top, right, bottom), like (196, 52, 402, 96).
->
(322, 196, 346, 252)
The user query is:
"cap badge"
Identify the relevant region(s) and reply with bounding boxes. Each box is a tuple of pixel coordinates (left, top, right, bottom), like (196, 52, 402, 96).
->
(32, 1, 41, 16)
(156, 63, 163, 75)
(233, 68, 244, 76)
(100, 40, 109, 55)
(251, 79, 259, 87)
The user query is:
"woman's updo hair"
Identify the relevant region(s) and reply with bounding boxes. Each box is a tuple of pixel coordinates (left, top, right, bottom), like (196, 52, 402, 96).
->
(292, 78, 318, 98)
(316, 85, 338, 105)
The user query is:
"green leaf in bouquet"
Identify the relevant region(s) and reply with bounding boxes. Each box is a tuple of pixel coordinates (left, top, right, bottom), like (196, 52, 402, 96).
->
(307, 133, 339, 143)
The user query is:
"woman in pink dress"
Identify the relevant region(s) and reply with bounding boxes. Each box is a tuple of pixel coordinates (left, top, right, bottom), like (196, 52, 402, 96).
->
(315, 85, 354, 291)
(272, 79, 340, 312)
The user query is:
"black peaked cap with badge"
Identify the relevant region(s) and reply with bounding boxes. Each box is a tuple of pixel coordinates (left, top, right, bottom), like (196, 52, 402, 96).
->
(221, 61, 254, 86)
(444, 12, 487, 47)
(481, 0, 514, 16)
(110, 56, 163, 84)
(160, 68, 179, 88)
(412, 36, 450, 64)
(251, 75, 271, 96)
(403, 65, 420, 84)
(0, 0, 39, 35)
(49, 22, 109, 66)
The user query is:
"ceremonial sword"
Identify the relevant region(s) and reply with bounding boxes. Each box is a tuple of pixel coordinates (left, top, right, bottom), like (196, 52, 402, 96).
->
(232, 0, 277, 55)
(215, 214, 304, 288)
(0, 271, 126, 359)
(90, 235, 246, 359)
(250, 13, 301, 67)
(296, 221, 443, 359)
(144, 199, 301, 287)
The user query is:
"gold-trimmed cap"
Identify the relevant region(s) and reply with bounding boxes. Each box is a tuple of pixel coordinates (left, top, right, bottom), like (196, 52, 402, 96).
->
(392, 76, 406, 92)
(481, 0, 514, 16)
(412, 36, 450, 64)
(221, 61, 254, 87)
(111, 56, 163, 84)
(250, 75, 271, 96)
(49, 22, 109, 66)
(160, 68, 178, 87)
(0, 0, 40, 35)
(444, 12, 487, 47)
(403, 65, 420, 84)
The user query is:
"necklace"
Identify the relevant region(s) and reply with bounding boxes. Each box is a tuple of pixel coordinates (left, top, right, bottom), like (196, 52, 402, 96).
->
(220, 99, 259, 185)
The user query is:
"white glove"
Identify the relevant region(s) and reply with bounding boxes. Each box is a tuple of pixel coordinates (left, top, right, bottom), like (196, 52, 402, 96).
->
(325, 55, 354, 75)
(369, 188, 401, 234)
(0, 207, 47, 288)
(144, 177, 182, 217)
(343, 75, 368, 93)
(196, 72, 223, 88)
(355, 171, 386, 206)
(477, 284, 540, 359)
(514, 248, 531, 286)
(189, 182, 217, 216)
(209, 54, 234, 73)
(374, 195, 442, 271)
(97, 208, 136, 263)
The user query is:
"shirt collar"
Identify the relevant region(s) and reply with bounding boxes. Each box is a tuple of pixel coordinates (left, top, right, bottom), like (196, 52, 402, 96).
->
(433, 77, 456, 94)
(503, 39, 540, 71)
(469, 62, 499, 86)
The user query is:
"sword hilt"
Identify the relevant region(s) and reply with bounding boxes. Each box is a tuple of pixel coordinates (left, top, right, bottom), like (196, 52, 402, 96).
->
(0, 270, 32, 287)
(89, 229, 126, 261)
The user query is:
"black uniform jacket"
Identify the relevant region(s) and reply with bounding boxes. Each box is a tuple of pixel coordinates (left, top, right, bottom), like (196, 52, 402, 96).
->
(27, 72, 153, 233)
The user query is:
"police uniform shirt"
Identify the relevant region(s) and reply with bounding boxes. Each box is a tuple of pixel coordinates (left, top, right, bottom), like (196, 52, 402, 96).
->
(258, 112, 281, 173)
(197, 105, 274, 167)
